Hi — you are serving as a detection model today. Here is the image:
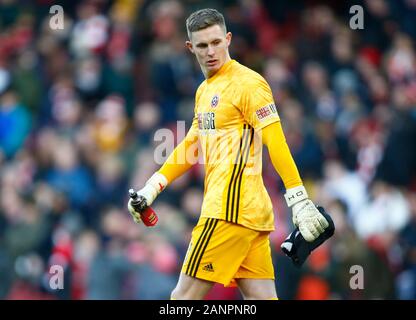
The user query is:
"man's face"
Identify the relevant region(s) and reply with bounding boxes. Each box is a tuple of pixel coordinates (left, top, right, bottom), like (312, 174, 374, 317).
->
(186, 24, 232, 78)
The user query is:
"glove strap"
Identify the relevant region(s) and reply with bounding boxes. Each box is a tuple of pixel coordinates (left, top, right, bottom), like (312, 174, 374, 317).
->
(284, 185, 308, 207)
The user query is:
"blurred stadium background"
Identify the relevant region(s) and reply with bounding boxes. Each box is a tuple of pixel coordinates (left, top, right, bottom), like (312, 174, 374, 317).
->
(0, 0, 416, 300)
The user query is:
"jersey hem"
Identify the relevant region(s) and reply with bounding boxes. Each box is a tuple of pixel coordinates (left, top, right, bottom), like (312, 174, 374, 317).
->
(199, 213, 275, 232)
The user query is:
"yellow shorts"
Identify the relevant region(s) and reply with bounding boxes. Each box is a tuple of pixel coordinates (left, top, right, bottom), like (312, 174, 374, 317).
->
(181, 217, 275, 287)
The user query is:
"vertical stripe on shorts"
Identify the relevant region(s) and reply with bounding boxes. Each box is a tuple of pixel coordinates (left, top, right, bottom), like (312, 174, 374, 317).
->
(185, 218, 219, 277)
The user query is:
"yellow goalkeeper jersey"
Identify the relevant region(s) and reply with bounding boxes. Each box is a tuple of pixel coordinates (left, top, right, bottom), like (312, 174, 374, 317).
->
(191, 59, 280, 231)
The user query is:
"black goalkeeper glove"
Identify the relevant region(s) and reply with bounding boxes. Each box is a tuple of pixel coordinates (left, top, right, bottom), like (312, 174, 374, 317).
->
(281, 206, 335, 267)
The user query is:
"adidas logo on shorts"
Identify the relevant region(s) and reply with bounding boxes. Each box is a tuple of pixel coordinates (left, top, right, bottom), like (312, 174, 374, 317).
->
(202, 263, 214, 272)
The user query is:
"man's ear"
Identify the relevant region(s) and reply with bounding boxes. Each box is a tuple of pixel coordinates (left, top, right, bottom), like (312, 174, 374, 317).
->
(186, 41, 194, 54)
(226, 32, 232, 46)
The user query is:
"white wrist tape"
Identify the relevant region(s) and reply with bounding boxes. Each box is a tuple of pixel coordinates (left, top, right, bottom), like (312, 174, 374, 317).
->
(146, 172, 168, 194)
(138, 172, 168, 206)
(284, 185, 308, 207)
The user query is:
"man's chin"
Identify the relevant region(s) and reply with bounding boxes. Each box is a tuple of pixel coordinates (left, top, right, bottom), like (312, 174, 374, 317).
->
(206, 65, 220, 76)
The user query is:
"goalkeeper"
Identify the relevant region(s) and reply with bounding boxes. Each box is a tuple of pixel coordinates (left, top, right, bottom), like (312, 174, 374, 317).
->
(128, 8, 329, 300)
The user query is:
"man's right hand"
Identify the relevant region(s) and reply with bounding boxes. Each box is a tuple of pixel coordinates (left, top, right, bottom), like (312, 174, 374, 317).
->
(127, 172, 168, 224)
(128, 195, 147, 224)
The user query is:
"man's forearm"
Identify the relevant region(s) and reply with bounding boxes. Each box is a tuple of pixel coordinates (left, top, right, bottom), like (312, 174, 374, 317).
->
(262, 121, 328, 242)
(262, 121, 303, 189)
(158, 130, 199, 184)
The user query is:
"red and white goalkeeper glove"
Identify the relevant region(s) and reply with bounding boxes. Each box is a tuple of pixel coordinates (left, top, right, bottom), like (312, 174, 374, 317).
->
(284, 185, 329, 242)
(128, 172, 167, 224)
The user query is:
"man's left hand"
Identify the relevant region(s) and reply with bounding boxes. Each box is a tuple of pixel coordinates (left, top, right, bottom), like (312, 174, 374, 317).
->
(292, 199, 329, 242)
(284, 185, 329, 242)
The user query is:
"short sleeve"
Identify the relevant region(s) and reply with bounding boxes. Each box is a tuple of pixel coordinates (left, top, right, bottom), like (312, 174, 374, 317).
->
(236, 76, 280, 130)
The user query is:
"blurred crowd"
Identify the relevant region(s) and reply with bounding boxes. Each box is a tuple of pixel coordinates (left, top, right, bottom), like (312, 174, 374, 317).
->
(0, 0, 416, 300)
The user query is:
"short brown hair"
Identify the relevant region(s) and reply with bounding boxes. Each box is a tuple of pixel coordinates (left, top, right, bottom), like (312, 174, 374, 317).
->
(186, 8, 226, 40)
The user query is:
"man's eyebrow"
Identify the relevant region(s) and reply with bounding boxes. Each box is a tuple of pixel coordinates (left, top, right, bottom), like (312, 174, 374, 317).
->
(195, 38, 222, 47)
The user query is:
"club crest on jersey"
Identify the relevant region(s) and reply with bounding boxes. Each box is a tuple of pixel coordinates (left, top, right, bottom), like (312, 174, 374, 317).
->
(211, 94, 219, 108)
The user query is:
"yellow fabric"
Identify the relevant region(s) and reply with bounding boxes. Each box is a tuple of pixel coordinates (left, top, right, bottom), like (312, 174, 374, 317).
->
(158, 82, 205, 184)
(157, 59, 301, 231)
(181, 217, 275, 287)
(197, 60, 280, 231)
(158, 121, 199, 184)
(262, 121, 303, 189)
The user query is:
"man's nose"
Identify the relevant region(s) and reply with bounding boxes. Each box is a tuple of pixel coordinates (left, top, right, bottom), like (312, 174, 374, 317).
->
(207, 45, 215, 56)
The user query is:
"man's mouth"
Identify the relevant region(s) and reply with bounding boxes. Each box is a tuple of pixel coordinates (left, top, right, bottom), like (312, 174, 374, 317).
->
(207, 59, 217, 66)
